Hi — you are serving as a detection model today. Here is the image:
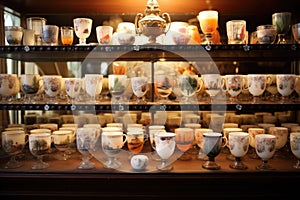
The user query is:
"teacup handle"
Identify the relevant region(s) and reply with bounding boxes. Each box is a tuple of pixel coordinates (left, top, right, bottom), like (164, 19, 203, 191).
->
(196, 77, 203, 93)
(221, 136, 228, 148)
(143, 133, 149, 142)
(242, 76, 249, 90)
(25, 133, 30, 145)
(122, 133, 128, 145)
(220, 76, 226, 91)
(266, 75, 273, 85)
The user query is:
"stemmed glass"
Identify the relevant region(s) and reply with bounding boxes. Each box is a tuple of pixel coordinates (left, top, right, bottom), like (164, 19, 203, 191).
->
(1, 131, 27, 169)
(228, 132, 250, 170)
(126, 129, 146, 159)
(73, 18, 93, 45)
(131, 76, 149, 104)
(247, 74, 266, 104)
(155, 132, 176, 171)
(248, 128, 265, 159)
(276, 74, 296, 104)
(154, 74, 174, 104)
(169, 22, 191, 45)
(292, 23, 300, 44)
(268, 126, 289, 159)
(194, 128, 213, 160)
(64, 78, 82, 103)
(222, 127, 243, 160)
(20, 74, 41, 104)
(202, 74, 224, 103)
(116, 22, 136, 45)
(255, 134, 276, 171)
(0, 74, 20, 103)
(177, 74, 202, 104)
(294, 75, 300, 102)
(290, 132, 300, 169)
(52, 130, 73, 161)
(42, 75, 62, 104)
(197, 10, 218, 45)
(84, 74, 103, 103)
(266, 74, 279, 102)
(148, 125, 166, 161)
(76, 127, 99, 169)
(102, 131, 127, 169)
(100, 77, 110, 101)
(202, 132, 227, 170)
(272, 12, 291, 44)
(175, 128, 194, 161)
(108, 74, 130, 104)
(29, 133, 52, 170)
(224, 74, 244, 103)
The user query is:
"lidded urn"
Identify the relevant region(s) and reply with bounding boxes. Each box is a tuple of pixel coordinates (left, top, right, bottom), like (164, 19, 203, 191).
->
(135, 0, 171, 44)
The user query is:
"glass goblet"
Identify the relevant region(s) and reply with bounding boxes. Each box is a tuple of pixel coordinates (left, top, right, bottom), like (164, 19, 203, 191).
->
(272, 12, 291, 44)
(169, 22, 191, 45)
(268, 126, 289, 159)
(175, 128, 194, 161)
(126, 129, 146, 159)
(195, 128, 213, 160)
(42, 75, 62, 104)
(202, 74, 224, 103)
(276, 74, 296, 104)
(76, 127, 99, 170)
(20, 74, 41, 104)
(197, 10, 218, 45)
(224, 74, 244, 103)
(100, 77, 110, 101)
(73, 18, 93, 45)
(102, 131, 127, 169)
(248, 128, 265, 159)
(265, 74, 279, 102)
(1, 131, 27, 169)
(155, 132, 176, 171)
(184, 123, 201, 156)
(60, 26, 74, 46)
(113, 61, 127, 75)
(116, 22, 136, 45)
(154, 74, 174, 104)
(0, 74, 20, 103)
(202, 132, 227, 170)
(59, 126, 77, 154)
(294, 75, 300, 102)
(29, 133, 51, 170)
(255, 134, 276, 171)
(52, 130, 73, 161)
(131, 76, 149, 104)
(84, 74, 103, 103)
(290, 132, 300, 169)
(228, 132, 250, 170)
(64, 78, 82, 103)
(148, 125, 166, 161)
(96, 25, 113, 45)
(108, 74, 130, 104)
(247, 74, 266, 104)
(177, 74, 202, 104)
(292, 23, 300, 44)
(222, 127, 243, 161)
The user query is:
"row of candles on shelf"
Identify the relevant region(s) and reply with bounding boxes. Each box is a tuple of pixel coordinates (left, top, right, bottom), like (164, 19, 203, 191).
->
(4, 11, 300, 46)
(1, 72, 300, 105)
(1, 120, 300, 172)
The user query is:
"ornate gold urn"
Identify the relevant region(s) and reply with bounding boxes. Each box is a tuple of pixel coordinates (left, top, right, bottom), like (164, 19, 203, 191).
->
(135, 0, 171, 44)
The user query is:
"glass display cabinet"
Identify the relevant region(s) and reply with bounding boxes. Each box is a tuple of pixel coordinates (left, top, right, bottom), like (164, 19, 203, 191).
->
(0, 0, 300, 199)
